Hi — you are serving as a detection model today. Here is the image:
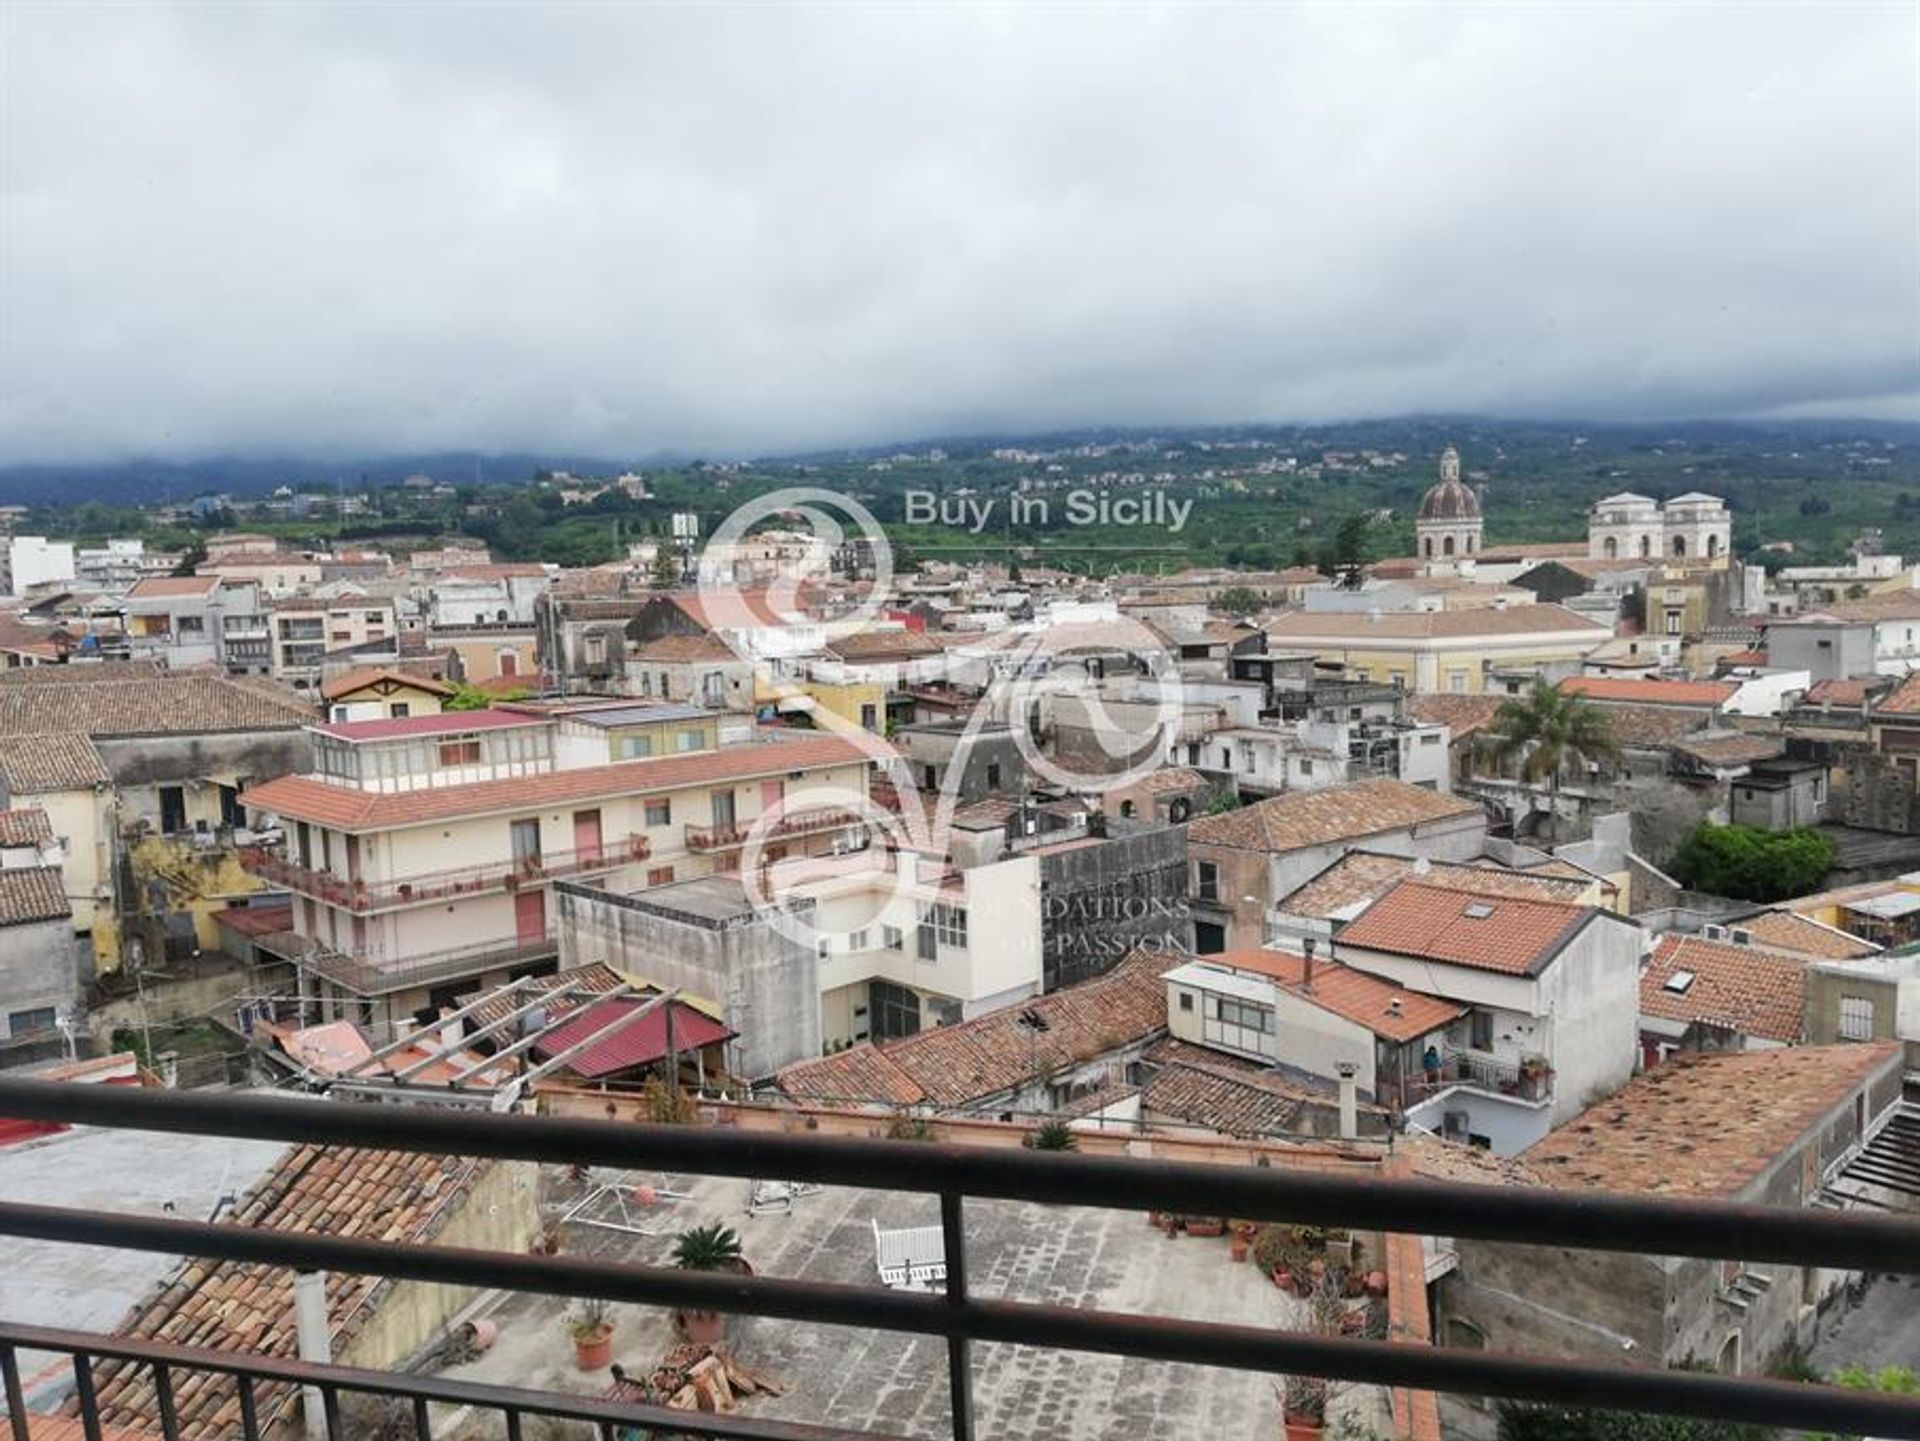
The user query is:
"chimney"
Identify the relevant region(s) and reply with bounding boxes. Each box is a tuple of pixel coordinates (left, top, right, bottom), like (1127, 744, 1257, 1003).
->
(1302, 935, 1317, 994)
(1336, 1061, 1359, 1141)
(294, 1269, 331, 1441)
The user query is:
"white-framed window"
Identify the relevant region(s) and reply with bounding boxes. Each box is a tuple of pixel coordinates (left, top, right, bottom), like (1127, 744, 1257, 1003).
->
(847, 928, 870, 952)
(1839, 995, 1875, 1041)
(920, 902, 968, 948)
(644, 799, 672, 827)
(882, 925, 904, 951)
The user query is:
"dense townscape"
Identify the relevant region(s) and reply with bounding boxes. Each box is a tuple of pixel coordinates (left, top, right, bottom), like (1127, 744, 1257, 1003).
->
(2, 446, 1919, 1437)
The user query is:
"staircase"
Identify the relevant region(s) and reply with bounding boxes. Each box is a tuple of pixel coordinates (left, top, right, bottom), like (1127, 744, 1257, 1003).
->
(1823, 1102, 1920, 1212)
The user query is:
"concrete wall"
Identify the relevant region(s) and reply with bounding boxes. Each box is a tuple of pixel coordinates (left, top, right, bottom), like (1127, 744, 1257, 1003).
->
(98, 730, 313, 830)
(0, 916, 78, 1044)
(1039, 826, 1189, 990)
(556, 881, 820, 1080)
(335, 1159, 540, 1373)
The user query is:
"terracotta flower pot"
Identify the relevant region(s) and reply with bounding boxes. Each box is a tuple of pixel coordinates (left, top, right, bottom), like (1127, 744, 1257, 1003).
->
(676, 1309, 726, 1345)
(572, 1322, 614, 1371)
(1272, 1267, 1292, 1291)
(1365, 1270, 1390, 1298)
(1229, 1234, 1250, 1263)
(1283, 1414, 1324, 1441)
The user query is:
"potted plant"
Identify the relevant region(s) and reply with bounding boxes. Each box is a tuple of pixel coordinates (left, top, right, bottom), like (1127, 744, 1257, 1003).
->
(567, 1298, 614, 1370)
(1281, 1375, 1327, 1439)
(1025, 1119, 1078, 1151)
(671, 1223, 747, 1345)
(1229, 1230, 1251, 1264)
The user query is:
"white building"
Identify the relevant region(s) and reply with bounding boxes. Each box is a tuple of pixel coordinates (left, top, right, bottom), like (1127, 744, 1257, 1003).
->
(2, 537, 76, 597)
(1415, 446, 1484, 573)
(1587, 492, 1731, 565)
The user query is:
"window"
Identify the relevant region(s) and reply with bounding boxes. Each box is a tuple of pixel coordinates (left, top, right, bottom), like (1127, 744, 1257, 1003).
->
(647, 866, 675, 886)
(860, 704, 879, 731)
(7, 1007, 57, 1036)
(882, 925, 904, 951)
(620, 735, 654, 759)
(1468, 1010, 1494, 1051)
(710, 791, 737, 826)
(389, 702, 410, 719)
(584, 633, 608, 665)
(1448, 671, 1468, 693)
(1839, 995, 1875, 1041)
(365, 611, 385, 624)
(645, 799, 671, 827)
(1120, 800, 1136, 818)
(438, 740, 481, 767)
(677, 728, 704, 752)
(1195, 860, 1219, 903)
(920, 902, 968, 948)
(1299, 758, 1314, 777)
(177, 614, 204, 633)
(1178, 992, 1194, 1013)
(986, 763, 1002, 790)
(1214, 997, 1273, 1033)
(848, 928, 870, 952)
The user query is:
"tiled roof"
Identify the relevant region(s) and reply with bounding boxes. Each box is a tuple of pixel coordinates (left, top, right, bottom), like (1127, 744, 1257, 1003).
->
(1261, 604, 1609, 641)
(310, 707, 546, 741)
(80, 1145, 492, 1441)
(0, 866, 70, 926)
(1579, 703, 1708, 748)
(1130, 766, 1209, 796)
(1786, 593, 1920, 623)
(1195, 949, 1466, 1043)
(0, 676, 314, 738)
(1404, 693, 1503, 740)
(212, 902, 296, 938)
(1334, 880, 1600, 977)
(0, 662, 162, 686)
(22, 1418, 162, 1441)
(1525, 1043, 1901, 1197)
(1475, 541, 1590, 562)
(243, 733, 868, 831)
(1187, 778, 1483, 853)
(1805, 678, 1881, 708)
(1641, 934, 1807, 1044)
(778, 950, 1169, 1107)
(460, 962, 632, 1031)
(0, 733, 110, 792)
(126, 575, 221, 599)
(318, 667, 457, 702)
(1139, 1038, 1313, 1136)
(1279, 851, 1589, 920)
(1560, 677, 1736, 707)
(1670, 732, 1785, 767)
(1872, 671, 1920, 716)
(633, 633, 739, 663)
(0, 806, 55, 847)
(825, 629, 944, 661)
(1738, 910, 1879, 961)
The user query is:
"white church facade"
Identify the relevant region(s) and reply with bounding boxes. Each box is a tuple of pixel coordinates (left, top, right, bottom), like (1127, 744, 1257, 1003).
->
(1588, 491, 1731, 565)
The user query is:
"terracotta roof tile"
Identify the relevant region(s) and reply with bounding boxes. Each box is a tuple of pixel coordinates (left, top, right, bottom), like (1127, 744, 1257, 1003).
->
(633, 633, 739, 663)
(242, 733, 867, 832)
(1738, 910, 1879, 961)
(1334, 880, 1600, 977)
(0, 733, 110, 792)
(0, 806, 55, 847)
(0, 866, 70, 926)
(1188, 778, 1483, 853)
(1525, 1043, 1900, 1197)
(1262, 603, 1608, 641)
(1139, 1039, 1314, 1136)
(1404, 693, 1503, 740)
(125, 575, 220, 599)
(79, 1145, 493, 1441)
(825, 629, 944, 661)
(1195, 948, 1466, 1043)
(318, 667, 457, 702)
(1280, 851, 1588, 920)
(0, 662, 163, 686)
(1670, 732, 1785, 767)
(1872, 671, 1920, 716)
(778, 950, 1169, 1107)
(0, 675, 313, 737)
(1642, 934, 1807, 1043)
(1561, 676, 1736, 706)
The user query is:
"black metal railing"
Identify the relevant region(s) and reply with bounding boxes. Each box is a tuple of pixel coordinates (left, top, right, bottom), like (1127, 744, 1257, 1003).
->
(1, 1080, 1919, 1440)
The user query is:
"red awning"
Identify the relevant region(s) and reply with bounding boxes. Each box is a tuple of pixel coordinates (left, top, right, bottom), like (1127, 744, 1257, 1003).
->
(532, 998, 735, 1079)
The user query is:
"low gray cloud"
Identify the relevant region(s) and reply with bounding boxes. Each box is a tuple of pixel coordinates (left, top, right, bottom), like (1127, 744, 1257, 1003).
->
(1, 4, 1915, 464)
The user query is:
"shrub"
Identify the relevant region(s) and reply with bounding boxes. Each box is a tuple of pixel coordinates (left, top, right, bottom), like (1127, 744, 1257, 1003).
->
(1026, 1119, 1078, 1151)
(1669, 822, 1835, 902)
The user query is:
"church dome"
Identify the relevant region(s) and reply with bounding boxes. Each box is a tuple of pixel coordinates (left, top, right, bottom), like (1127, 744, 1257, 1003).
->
(1419, 477, 1481, 522)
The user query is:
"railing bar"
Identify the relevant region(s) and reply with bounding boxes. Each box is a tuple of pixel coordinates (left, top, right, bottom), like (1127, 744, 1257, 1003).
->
(72, 1353, 101, 1441)
(940, 1191, 973, 1441)
(321, 1383, 343, 1440)
(153, 1359, 182, 1441)
(237, 1374, 260, 1441)
(1, 1343, 28, 1441)
(504, 1409, 523, 1441)
(2, 1080, 1913, 1272)
(412, 1393, 433, 1441)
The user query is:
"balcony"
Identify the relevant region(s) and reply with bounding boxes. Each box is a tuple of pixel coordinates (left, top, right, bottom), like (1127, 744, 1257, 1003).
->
(242, 836, 648, 914)
(1378, 1050, 1553, 1112)
(297, 928, 560, 996)
(684, 807, 864, 854)
(0, 1081, 1914, 1441)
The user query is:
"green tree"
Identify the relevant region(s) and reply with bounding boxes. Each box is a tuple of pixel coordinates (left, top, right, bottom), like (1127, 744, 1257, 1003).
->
(651, 545, 680, 589)
(443, 683, 497, 712)
(1498, 1400, 1773, 1440)
(1482, 679, 1622, 790)
(1669, 823, 1835, 903)
(1026, 1119, 1078, 1151)
(1214, 585, 1263, 618)
(1815, 1364, 1918, 1441)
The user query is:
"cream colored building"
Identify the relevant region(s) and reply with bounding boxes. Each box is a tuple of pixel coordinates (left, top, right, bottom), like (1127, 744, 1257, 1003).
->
(242, 710, 870, 1028)
(1260, 604, 1612, 694)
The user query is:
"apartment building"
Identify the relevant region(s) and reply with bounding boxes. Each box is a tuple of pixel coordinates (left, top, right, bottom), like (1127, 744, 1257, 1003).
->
(241, 711, 871, 1029)
(271, 594, 398, 690)
(122, 575, 272, 675)
(1259, 604, 1611, 694)
(1332, 879, 1642, 1151)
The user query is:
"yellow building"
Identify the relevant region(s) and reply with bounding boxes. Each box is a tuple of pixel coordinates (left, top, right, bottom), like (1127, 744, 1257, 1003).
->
(1260, 604, 1612, 694)
(320, 668, 455, 723)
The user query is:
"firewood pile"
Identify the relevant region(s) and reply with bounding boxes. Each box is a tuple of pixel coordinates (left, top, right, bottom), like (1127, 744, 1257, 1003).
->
(610, 1345, 786, 1415)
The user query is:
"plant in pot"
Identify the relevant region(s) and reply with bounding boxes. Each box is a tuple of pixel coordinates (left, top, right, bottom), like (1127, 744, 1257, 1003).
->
(567, 1297, 614, 1371)
(1281, 1374, 1328, 1439)
(1025, 1119, 1078, 1151)
(671, 1223, 748, 1345)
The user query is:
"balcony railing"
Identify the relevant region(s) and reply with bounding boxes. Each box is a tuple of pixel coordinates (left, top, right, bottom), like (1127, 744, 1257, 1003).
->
(0, 1082, 1917, 1441)
(243, 837, 648, 914)
(298, 928, 560, 996)
(684, 808, 863, 853)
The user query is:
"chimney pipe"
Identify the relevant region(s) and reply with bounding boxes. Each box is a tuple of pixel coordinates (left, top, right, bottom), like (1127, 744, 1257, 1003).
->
(1302, 935, 1316, 994)
(294, 1269, 331, 1441)
(1336, 1061, 1359, 1141)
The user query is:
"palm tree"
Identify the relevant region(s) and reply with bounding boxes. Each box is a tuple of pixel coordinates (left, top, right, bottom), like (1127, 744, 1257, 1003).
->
(672, 1223, 745, 1273)
(1482, 679, 1621, 792)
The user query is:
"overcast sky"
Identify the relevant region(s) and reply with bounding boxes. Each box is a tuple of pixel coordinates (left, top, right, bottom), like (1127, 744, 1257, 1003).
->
(2, 4, 1915, 465)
